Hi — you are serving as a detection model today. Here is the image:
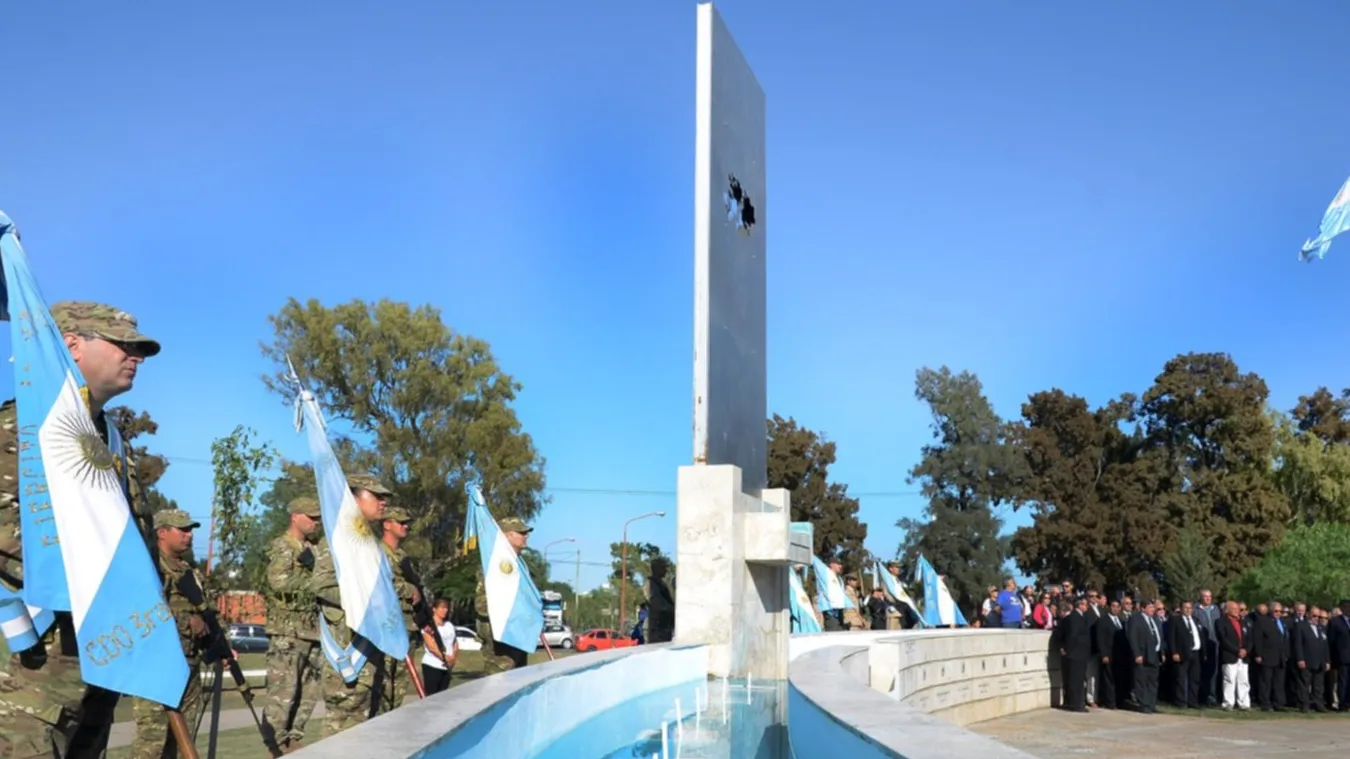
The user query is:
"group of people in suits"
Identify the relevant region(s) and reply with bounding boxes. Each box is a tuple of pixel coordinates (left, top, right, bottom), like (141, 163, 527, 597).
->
(1047, 586, 1350, 714)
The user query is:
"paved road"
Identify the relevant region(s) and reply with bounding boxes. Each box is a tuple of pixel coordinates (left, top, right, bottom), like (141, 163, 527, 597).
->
(973, 707, 1350, 758)
(108, 705, 324, 749)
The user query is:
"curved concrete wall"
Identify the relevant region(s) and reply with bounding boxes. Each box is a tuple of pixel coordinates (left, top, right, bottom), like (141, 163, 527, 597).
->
(788, 629, 1055, 759)
(288, 643, 707, 759)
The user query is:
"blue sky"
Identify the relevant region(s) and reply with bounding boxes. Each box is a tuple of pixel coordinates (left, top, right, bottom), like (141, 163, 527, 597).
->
(4, 1, 1350, 592)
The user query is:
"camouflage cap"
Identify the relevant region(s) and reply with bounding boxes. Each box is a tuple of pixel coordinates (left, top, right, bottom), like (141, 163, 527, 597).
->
(154, 509, 201, 530)
(886, 560, 901, 569)
(51, 301, 161, 357)
(288, 496, 321, 517)
(383, 506, 412, 523)
(347, 472, 392, 496)
(499, 517, 533, 534)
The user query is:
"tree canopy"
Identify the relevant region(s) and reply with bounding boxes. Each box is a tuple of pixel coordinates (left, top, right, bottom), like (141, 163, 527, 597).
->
(107, 406, 178, 514)
(259, 297, 549, 577)
(766, 414, 867, 569)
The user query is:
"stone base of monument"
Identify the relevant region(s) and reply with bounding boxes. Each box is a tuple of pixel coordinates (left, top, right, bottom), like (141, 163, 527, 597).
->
(674, 463, 811, 682)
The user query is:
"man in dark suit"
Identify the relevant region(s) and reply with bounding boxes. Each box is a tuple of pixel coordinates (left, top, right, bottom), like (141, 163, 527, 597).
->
(1329, 602, 1350, 710)
(1253, 602, 1290, 711)
(1169, 600, 1202, 708)
(1292, 604, 1330, 712)
(1215, 600, 1250, 710)
(1060, 596, 1092, 712)
(1127, 599, 1163, 713)
(1194, 589, 1222, 706)
(1095, 598, 1121, 709)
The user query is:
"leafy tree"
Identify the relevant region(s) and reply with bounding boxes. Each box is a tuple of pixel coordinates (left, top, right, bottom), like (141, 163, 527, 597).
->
(766, 415, 867, 569)
(107, 406, 178, 514)
(209, 426, 278, 589)
(259, 297, 548, 578)
(1229, 523, 1350, 609)
(1136, 352, 1289, 588)
(235, 460, 316, 593)
(1271, 412, 1350, 526)
(898, 366, 1023, 611)
(1291, 387, 1350, 445)
(1008, 390, 1167, 594)
(1158, 526, 1216, 604)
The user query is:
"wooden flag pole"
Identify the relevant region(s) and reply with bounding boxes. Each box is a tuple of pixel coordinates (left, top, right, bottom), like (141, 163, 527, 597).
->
(404, 655, 427, 699)
(167, 709, 200, 759)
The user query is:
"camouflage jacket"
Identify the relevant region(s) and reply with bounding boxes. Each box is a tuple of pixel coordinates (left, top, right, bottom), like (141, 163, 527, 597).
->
(264, 532, 321, 640)
(380, 541, 419, 635)
(311, 544, 349, 647)
(159, 550, 210, 659)
(0, 399, 150, 601)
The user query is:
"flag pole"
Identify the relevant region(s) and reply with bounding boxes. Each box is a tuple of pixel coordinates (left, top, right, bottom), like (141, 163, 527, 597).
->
(167, 709, 201, 759)
(404, 655, 427, 699)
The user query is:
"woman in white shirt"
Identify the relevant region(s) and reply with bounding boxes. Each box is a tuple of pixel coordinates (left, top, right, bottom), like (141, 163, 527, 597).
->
(421, 597, 458, 695)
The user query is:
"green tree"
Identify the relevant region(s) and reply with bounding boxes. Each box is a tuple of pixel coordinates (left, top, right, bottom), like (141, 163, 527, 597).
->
(766, 415, 867, 569)
(1291, 386, 1350, 445)
(1007, 390, 1168, 594)
(237, 460, 316, 592)
(1271, 410, 1350, 526)
(209, 426, 278, 589)
(260, 297, 548, 578)
(1158, 526, 1216, 604)
(898, 366, 1024, 612)
(107, 406, 178, 513)
(1230, 523, 1350, 609)
(1136, 352, 1289, 589)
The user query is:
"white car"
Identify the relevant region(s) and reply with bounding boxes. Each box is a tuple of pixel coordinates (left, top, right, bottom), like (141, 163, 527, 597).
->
(454, 626, 483, 652)
(540, 624, 575, 650)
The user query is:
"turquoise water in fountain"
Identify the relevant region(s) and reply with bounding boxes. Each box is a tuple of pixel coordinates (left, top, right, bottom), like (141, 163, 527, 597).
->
(529, 678, 790, 759)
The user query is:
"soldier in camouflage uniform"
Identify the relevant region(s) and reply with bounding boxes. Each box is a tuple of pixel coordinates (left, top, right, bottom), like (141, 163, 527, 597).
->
(261, 496, 326, 754)
(0, 300, 161, 759)
(129, 509, 210, 759)
(314, 473, 393, 736)
(475, 516, 533, 674)
(378, 506, 421, 711)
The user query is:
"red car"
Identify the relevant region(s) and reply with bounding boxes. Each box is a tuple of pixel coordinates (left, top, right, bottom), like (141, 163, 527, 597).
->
(575, 628, 639, 653)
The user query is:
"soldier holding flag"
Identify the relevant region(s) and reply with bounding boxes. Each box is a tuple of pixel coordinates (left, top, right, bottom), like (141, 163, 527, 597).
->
(261, 496, 326, 754)
(0, 300, 164, 759)
(378, 506, 423, 710)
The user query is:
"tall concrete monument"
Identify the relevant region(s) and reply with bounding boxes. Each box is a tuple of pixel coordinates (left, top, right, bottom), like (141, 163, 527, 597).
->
(677, 3, 810, 682)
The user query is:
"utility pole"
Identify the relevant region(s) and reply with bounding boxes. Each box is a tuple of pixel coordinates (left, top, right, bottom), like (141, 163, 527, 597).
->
(574, 550, 582, 623)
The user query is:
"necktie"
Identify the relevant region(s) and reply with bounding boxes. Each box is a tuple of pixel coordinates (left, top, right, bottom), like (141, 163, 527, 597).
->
(1112, 616, 1121, 630)
(1148, 618, 1159, 651)
(1278, 619, 1285, 636)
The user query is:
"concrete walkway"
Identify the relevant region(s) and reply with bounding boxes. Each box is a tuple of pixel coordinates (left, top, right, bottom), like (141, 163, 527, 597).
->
(108, 705, 324, 749)
(973, 707, 1350, 758)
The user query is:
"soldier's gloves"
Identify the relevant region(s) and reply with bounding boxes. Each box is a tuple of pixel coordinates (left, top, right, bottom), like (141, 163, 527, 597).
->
(297, 547, 315, 570)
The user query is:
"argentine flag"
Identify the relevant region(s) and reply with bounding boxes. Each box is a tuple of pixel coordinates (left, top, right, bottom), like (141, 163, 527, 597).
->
(874, 559, 923, 628)
(1301, 174, 1350, 262)
(465, 486, 544, 652)
(0, 585, 54, 652)
(291, 365, 408, 671)
(789, 567, 822, 634)
(0, 212, 189, 706)
(916, 555, 967, 627)
(811, 556, 849, 613)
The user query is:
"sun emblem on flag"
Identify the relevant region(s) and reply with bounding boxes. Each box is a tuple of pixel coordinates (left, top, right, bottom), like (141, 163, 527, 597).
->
(48, 410, 119, 491)
(722, 174, 757, 236)
(499, 560, 515, 575)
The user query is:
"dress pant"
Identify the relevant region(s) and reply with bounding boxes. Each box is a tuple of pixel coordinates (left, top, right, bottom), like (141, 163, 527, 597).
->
(1113, 657, 1134, 706)
(1062, 655, 1088, 710)
(1085, 658, 1099, 705)
(1296, 667, 1325, 711)
(1133, 663, 1160, 712)
(1222, 661, 1250, 709)
(1097, 658, 1117, 708)
(1199, 641, 1220, 705)
(1258, 664, 1286, 709)
(1174, 654, 1201, 707)
(1338, 665, 1350, 710)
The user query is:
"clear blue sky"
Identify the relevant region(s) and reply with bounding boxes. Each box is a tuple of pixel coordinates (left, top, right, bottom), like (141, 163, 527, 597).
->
(4, 1, 1350, 593)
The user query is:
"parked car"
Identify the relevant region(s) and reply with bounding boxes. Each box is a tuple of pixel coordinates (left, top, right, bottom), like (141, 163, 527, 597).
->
(540, 624, 574, 650)
(226, 623, 269, 654)
(454, 625, 483, 652)
(575, 628, 637, 653)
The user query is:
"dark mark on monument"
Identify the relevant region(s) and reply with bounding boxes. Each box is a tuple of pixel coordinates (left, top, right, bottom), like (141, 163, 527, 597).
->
(723, 174, 756, 235)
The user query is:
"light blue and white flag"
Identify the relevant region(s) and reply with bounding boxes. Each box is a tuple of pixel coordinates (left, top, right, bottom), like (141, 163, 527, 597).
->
(874, 559, 923, 628)
(789, 566, 822, 634)
(290, 361, 407, 670)
(1300, 175, 1350, 262)
(0, 584, 54, 652)
(811, 556, 848, 613)
(465, 485, 544, 651)
(916, 555, 967, 627)
(0, 212, 188, 705)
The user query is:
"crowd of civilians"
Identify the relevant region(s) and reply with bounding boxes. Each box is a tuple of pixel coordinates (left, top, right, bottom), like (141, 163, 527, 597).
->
(978, 578, 1350, 715)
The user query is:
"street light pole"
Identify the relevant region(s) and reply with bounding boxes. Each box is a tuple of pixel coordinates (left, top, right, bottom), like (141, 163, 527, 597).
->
(542, 537, 576, 574)
(619, 510, 667, 634)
